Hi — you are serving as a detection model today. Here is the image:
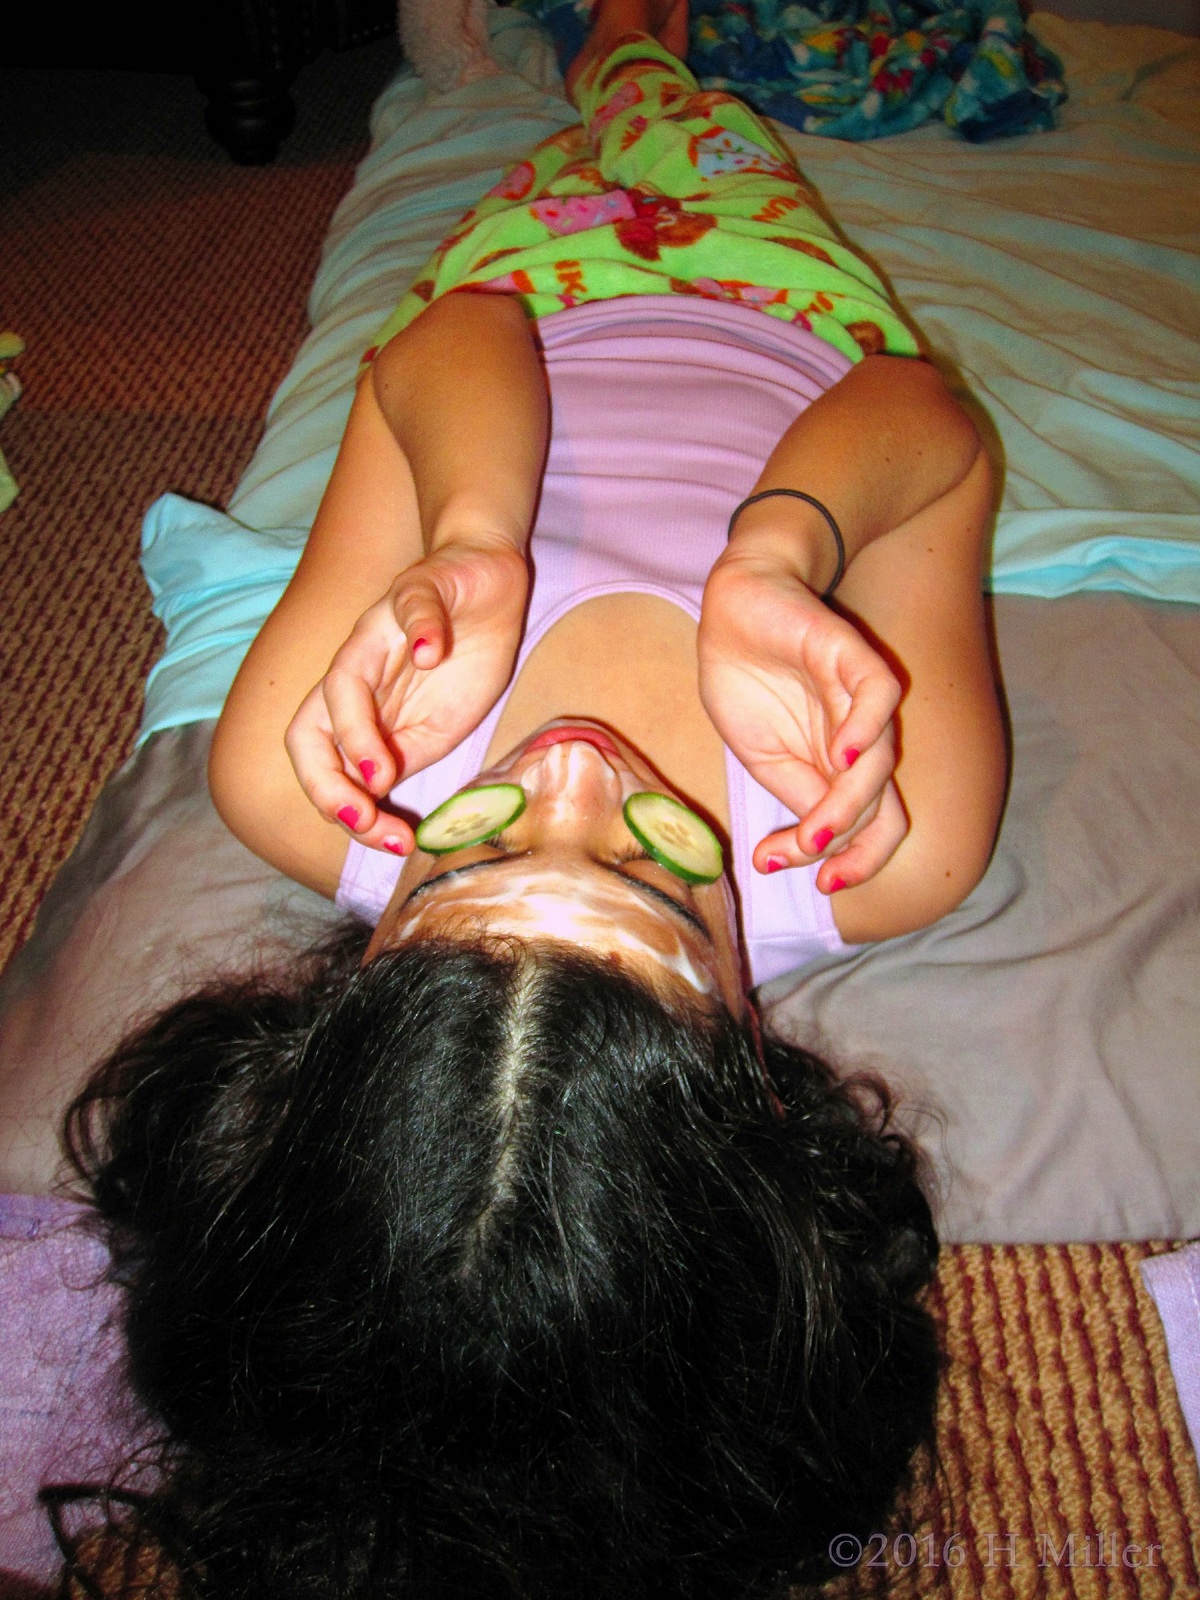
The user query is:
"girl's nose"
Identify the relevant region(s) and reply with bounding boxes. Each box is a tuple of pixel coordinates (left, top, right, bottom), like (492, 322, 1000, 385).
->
(521, 739, 621, 824)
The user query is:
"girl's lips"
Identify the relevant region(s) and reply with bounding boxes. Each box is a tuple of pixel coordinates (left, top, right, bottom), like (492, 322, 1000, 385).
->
(525, 725, 619, 757)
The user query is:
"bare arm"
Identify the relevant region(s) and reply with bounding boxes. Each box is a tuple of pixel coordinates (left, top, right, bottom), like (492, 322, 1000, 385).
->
(209, 293, 548, 893)
(700, 355, 1005, 943)
(730, 354, 985, 588)
(833, 446, 1005, 940)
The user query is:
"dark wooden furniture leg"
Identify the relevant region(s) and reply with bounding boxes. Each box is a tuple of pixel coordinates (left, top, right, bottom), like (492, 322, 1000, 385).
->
(197, 69, 297, 166)
(195, 0, 397, 164)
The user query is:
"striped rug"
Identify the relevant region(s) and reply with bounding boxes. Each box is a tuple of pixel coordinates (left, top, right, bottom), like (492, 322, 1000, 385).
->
(1, 47, 1197, 1600)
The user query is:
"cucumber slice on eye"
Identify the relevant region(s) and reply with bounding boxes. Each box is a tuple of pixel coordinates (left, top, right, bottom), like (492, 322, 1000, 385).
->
(623, 793, 724, 884)
(415, 784, 526, 855)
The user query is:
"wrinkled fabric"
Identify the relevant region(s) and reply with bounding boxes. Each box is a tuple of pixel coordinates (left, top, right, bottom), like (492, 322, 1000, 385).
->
(0, 1197, 157, 1586)
(511, 0, 1067, 141)
(363, 34, 917, 365)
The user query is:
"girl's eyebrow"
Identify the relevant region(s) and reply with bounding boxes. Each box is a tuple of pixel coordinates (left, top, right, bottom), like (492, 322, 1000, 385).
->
(597, 865, 712, 942)
(402, 856, 712, 942)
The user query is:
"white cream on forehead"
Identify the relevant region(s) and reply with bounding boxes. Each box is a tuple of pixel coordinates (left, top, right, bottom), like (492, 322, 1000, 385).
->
(390, 742, 729, 995)
(393, 863, 719, 995)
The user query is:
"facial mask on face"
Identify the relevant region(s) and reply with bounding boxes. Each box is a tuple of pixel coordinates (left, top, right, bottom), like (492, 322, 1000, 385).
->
(394, 865, 720, 996)
(418, 759, 723, 887)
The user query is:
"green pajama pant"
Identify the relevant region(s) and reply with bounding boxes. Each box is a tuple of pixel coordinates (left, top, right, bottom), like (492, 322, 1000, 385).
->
(364, 33, 918, 368)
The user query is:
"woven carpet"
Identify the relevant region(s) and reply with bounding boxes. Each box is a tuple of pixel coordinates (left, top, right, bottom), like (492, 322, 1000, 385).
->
(1, 47, 1197, 1600)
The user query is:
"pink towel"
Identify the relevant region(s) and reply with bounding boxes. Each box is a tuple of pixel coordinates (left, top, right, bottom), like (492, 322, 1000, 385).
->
(0, 1195, 157, 1589)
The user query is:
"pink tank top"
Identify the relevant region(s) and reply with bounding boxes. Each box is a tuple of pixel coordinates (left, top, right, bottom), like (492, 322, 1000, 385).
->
(339, 297, 851, 985)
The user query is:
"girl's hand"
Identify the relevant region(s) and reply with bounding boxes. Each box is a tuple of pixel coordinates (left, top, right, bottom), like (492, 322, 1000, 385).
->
(285, 536, 529, 852)
(698, 543, 907, 893)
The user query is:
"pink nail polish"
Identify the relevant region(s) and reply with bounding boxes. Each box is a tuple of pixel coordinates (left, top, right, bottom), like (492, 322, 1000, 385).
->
(812, 827, 834, 853)
(765, 856, 787, 874)
(829, 876, 847, 893)
(382, 837, 406, 856)
(844, 747, 860, 767)
(337, 805, 360, 829)
(413, 638, 429, 653)
(359, 759, 377, 783)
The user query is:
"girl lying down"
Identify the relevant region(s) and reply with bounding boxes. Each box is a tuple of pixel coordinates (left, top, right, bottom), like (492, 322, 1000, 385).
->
(60, 0, 1006, 1593)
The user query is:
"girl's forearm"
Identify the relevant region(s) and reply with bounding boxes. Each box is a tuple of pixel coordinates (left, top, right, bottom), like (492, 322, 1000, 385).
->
(371, 291, 550, 558)
(212, 294, 548, 891)
(730, 355, 988, 591)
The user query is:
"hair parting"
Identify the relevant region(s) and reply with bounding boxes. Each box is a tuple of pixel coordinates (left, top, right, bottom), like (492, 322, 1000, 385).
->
(57, 921, 940, 1600)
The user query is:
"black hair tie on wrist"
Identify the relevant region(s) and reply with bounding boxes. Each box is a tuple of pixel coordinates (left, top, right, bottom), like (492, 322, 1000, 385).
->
(726, 489, 846, 599)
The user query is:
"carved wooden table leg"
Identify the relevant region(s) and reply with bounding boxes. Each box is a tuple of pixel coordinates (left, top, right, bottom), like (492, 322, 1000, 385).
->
(196, 70, 297, 164)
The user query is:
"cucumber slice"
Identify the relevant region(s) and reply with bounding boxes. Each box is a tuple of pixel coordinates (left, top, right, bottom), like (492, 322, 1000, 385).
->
(415, 784, 526, 855)
(623, 793, 724, 884)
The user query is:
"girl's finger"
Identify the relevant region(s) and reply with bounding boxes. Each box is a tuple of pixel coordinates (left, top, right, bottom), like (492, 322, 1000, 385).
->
(751, 751, 897, 875)
(814, 784, 908, 893)
(753, 808, 865, 874)
(752, 825, 818, 875)
(391, 576, 449, 669)
(791, 731, 894, 856)
(285, 693, 379, 834)
(322, 665, 398, 793)
(831, 663, 902, 764)
(346, 813, 416, 859)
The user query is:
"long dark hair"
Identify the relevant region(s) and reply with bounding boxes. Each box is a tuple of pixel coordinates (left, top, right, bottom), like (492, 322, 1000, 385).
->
(63, 924, 940, 1600)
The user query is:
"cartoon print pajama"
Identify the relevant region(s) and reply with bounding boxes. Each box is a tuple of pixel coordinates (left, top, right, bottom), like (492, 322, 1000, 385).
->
(363, 34, 919, 368)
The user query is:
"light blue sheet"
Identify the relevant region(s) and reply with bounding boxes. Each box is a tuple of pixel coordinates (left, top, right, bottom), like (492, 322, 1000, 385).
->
(139, 9, 1200, 741)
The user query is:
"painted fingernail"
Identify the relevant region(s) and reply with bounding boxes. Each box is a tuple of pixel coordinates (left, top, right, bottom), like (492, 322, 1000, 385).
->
(412, 638, 429, 653)
(382, 836, 407, 856)
(812, 827, 835, 853)
(829, 876, 847, 893)
(337, 805, 361, 829)
(844, 747, 860, 767)
(359, 759, 377, 783)
(765, 855, 787, 873)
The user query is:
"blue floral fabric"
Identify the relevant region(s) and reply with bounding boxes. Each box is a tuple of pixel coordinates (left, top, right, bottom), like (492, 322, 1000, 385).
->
(509, 0, 1068, 142)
